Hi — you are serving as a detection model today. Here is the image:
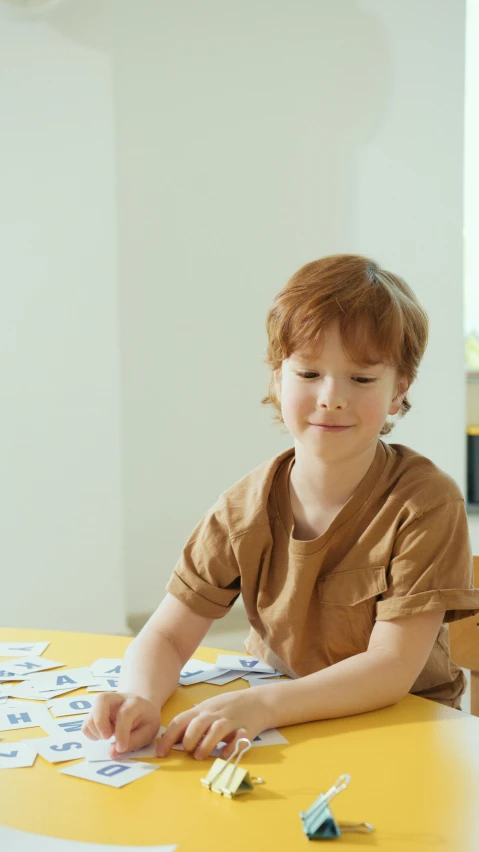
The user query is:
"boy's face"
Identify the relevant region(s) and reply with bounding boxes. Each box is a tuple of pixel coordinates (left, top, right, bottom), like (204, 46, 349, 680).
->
(275, 320, 407, 462)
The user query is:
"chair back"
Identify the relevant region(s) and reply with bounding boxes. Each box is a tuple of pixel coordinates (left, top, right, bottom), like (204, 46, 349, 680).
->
(449, 556, 479, 670)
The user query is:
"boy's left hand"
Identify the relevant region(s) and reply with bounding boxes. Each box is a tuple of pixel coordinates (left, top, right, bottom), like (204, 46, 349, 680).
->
(156, 688, 273, 761)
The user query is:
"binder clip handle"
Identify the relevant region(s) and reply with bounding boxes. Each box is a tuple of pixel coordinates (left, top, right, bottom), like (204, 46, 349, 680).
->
(232, 737, 252, 760)
(338, 821, 374, 834)
(201, 737, 253, 792)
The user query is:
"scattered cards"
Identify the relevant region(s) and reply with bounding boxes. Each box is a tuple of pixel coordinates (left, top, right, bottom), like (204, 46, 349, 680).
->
(0, 670, 24, 683)
(241, 673, 283, 687)
(249, 727, 289, 747)
(25, 733, 89, 764)
(157, 725, 288, 755)
(179, 659, 252, 686)
(60, 759, 159, 788)
(27, 667, 96, 693)
(0, 827, 176, 852)
(0, 641, 50, 657)
(0, 742, 37, 768)
(83, 737, 157, 762)
(48, 714, 89, 737)
(0, 704, 54, 734)
(7, 681, 79, 702)
(179, 660, 223, 686)
(47, 696, 94, 717)
(87, 677, 119, 693)
(215, 654, 276, 674)
(0, 640, 288, 797)
(203, 671, 244, 686)
(89, 659, 122, 677)
(6, 657, 64, 676)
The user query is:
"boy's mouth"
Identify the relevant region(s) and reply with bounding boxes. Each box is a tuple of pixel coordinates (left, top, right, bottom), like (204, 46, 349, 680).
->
(309, 423, 353, 432)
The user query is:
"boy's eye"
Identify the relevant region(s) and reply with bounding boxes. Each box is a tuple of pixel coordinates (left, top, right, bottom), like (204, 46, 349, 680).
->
(296, 372, 376, 384)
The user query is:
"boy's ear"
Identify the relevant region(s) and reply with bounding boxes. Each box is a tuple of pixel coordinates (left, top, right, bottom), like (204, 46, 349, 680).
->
(389, 377, 409, 416)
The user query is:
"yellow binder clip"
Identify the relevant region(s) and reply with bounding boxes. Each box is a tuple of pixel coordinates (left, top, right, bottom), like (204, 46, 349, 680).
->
(200, 737, 264, 798)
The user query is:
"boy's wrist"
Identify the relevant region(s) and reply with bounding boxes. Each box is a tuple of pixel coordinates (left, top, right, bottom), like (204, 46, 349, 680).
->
(254, 682, 283, 731)
(116, 684, 163, 711)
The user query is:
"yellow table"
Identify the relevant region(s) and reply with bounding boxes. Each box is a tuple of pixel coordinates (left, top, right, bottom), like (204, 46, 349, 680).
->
(1, 627, 479, 851)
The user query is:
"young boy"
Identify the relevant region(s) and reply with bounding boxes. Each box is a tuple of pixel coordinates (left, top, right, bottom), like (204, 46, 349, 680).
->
(83, 254, 479, 762)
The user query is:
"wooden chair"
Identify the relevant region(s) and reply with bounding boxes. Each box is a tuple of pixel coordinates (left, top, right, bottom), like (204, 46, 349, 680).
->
(449, 555, 479, 716)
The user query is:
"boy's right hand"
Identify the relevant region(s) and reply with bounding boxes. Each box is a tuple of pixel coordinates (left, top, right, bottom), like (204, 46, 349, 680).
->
(81, 693, 160, 759)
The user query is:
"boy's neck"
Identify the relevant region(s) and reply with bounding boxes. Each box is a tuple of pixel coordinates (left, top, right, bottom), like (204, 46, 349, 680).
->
(290, 439, 379, 512)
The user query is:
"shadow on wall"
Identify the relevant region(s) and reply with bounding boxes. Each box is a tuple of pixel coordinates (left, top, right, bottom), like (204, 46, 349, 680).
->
(0, 0, 112, 53)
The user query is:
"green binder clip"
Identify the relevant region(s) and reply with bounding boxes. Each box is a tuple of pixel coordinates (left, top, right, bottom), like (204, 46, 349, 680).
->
(299, 774, 374, 840)
(200, 737, 265, 798)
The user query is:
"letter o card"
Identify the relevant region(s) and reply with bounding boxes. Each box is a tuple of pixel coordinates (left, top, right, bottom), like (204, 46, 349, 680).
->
(47, 696, 94, 717)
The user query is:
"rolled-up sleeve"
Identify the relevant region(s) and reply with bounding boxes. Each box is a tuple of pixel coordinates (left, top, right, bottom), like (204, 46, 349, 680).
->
(166, 499, 241, 619)
(376, 499, 479, 623)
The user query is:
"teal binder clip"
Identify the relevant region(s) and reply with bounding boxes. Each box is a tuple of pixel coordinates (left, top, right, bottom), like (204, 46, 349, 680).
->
(299, 774, 374, 840)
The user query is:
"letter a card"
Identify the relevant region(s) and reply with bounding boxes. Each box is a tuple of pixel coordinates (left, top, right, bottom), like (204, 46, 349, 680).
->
(215, 654, 275, 673)
(27, 667, 96, 693)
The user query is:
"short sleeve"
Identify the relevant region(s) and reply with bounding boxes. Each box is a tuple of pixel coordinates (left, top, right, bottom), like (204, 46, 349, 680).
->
(376, 499, 479, 623)
(166, 500, 241, 620)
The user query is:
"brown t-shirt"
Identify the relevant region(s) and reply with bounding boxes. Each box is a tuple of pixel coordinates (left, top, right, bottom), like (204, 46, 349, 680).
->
(167, 440, 479, 708)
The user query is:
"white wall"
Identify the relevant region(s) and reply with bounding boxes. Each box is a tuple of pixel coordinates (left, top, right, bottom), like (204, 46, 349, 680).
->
(112, 0, 467, 616)
(354, 1, 466, 471)
(0, 1, 126, 633)
(465, 0, 479, 336)
(0, 0, 467, 627)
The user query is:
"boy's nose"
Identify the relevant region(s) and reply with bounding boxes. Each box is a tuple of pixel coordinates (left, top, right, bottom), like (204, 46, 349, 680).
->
(316, 380, 347, 409)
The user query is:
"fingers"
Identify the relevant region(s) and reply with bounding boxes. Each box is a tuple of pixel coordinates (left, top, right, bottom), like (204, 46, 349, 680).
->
(109, 724, 157, 759)
(82, 693, 120, 740)
(113, 698, 143, 754)
(157, 711, 244, 761)
(81, 716, 101, 741)
(192, 719, 234, 761)
(220, 727, 250, 760)
(181, 714, 213, 754)
(92, 693, 124, 740)
(156, 711, 195, 757)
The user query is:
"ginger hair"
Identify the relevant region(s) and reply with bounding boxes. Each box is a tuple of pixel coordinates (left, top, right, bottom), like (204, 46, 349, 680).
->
(262, 254, 428, 436)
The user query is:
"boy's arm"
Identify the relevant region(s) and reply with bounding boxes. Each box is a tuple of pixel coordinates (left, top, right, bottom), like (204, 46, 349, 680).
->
(260, 609, 446, 728)
(157, 608, 446, 760)
(84, 594, 214, 755)
(118, 593, 215, 710)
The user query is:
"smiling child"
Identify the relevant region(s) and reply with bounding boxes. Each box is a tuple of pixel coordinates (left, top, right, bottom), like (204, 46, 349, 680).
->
(83, 254, 479, 761)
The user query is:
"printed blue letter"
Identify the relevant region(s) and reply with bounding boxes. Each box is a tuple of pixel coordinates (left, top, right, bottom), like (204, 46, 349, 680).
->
(97, 764, 129, 777)
(51, 742, 82, 752)
(56, 675, 76, 686)
(7, 713, 31, 725)
(70, 700, 92, 711)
